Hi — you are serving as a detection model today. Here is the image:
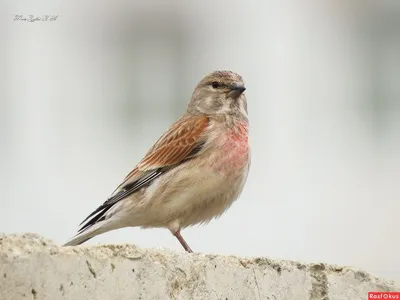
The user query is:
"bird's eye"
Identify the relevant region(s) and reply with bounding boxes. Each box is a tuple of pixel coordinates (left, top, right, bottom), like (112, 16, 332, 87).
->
(211, 81, 220, 89)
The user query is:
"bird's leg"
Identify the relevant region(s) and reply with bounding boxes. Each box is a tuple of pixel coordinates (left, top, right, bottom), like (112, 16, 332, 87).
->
(174, 230, 193, 253)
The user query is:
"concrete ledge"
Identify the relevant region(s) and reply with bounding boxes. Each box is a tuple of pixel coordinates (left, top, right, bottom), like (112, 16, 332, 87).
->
(0, 233, 398, 300)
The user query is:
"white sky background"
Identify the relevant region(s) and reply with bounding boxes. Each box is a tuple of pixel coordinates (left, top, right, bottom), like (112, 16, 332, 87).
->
(0, 0, 399, 282)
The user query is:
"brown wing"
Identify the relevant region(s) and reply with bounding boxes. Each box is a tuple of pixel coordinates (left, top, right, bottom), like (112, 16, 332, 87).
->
(138, 115, 209, 170)
(118, 115, 209, 187)
(77, 115, 209, 232)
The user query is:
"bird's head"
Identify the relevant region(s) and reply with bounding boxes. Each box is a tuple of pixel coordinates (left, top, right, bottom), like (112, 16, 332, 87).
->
(187, 70, 247, 121)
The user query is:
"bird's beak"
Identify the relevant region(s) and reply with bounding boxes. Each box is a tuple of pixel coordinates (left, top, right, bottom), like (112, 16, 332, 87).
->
(228, 83, 246, 98)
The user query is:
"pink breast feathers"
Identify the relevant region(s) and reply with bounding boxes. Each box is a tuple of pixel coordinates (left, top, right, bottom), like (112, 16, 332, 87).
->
(214, 121, 249, 173)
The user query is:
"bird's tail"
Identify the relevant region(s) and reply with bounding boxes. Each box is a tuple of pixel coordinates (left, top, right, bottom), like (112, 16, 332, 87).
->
(63, 221, 113, 246)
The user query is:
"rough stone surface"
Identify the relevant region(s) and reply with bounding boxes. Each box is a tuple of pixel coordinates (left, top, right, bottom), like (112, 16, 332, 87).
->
(0, 233, 398, 300)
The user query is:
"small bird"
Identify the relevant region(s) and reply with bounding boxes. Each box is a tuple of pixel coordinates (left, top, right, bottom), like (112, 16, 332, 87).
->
(63, 70, 250, 253)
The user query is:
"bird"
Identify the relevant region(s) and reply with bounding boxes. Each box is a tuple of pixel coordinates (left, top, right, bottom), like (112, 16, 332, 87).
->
(63, 70, 250, 253)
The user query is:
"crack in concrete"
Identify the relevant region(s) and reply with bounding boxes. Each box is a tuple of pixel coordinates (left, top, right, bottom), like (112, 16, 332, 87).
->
(252, 268, 261, 300)
(85, 260, 97, 278)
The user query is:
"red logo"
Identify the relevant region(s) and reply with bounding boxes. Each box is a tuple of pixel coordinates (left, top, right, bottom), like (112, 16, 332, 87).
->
(369, 292, 400, 299)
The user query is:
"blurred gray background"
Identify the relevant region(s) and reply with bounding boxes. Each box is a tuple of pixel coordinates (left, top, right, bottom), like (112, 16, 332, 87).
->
(1, 0, 399, 281)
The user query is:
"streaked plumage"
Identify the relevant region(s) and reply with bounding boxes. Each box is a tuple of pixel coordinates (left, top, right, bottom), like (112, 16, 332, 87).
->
(64, 70, 250, 252)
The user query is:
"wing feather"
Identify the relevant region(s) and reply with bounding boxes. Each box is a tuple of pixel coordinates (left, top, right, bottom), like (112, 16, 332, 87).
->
(77, 115, 209, 232)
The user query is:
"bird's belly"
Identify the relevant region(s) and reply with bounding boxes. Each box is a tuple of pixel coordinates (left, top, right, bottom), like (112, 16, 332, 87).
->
(180, 164, 249, 227)
(138, 157, 249, 228)
(137, 129, 250, 228)
(181, 138, 250, 225)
